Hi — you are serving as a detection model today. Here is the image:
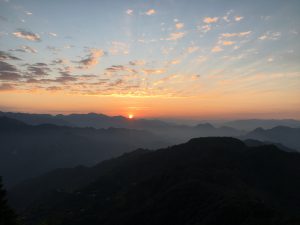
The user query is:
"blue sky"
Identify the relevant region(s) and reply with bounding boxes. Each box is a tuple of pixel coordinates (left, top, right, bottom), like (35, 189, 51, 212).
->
(0, 0, 299, 118)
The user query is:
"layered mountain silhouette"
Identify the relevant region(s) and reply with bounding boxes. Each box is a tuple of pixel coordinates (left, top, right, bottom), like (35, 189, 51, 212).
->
(0, 111, 245, 143)
(243, 126, 300, 150)
(223, 119, 300, 131)
(0, 117, 168, 187)
(9, 137, 300, 225)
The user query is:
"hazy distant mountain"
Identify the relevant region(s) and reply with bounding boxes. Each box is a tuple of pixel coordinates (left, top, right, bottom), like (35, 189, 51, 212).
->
(0, 111, 245, 143)
(223, 119, 300, 131)
(243, 126, 300, 151)
(0, 117, 168, 187)
(10, 137, 300, 225)
(0, 111, 72, 126)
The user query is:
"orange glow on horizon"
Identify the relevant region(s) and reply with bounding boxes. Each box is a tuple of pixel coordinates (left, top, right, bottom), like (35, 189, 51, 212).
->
(128, 114, 134, 119)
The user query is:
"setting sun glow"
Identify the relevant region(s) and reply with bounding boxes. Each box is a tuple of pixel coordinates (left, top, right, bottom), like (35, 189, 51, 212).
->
(128, 114, 134, 119)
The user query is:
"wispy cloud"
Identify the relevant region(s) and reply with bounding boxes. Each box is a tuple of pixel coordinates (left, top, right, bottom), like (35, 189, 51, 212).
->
(105, 65, 137, 75)
(25, 11, 32, 15)
(109, 41, 129, 55)
(199, 24, 211, 33)
(10, 45, 37, 54)
(211, 46, 223, 53)
(235, 16, 244, 21)
(126, 9, 133, 16)
(222, 41, 235, 46)
(48, 32, 57, 37)
(187, 46, 199, 54)
(0, 51, 21, 60)
(222, 10, 233, 22)
(0, 61, 21, 80)
(222, 31, 252, 38)
(258, 31, 281, 40)
(142, 69, 165, 75)
(203, 17, 218, 24)
(165, 32, 185, 41)
(78, 49, 104, 69)
(170, 59, 181, 65)
(129, 60, 146, 66)
(27, 62, 51, 76)
(175, 23, 184, 29)
(12, 29, 41, 41)
(145, 9, 156, 16)
(0, 83, 14, 91)
(194, 56, 208, 64)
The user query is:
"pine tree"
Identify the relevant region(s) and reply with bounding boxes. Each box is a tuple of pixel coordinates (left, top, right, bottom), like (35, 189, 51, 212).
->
(0, 177, 19, 225)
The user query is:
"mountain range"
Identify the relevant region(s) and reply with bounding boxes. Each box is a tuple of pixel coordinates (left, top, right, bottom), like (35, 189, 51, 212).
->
(1, 113, 300, 188)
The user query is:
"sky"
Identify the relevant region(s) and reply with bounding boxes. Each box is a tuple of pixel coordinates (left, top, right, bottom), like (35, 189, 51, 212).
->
(0, 0, 300, 119)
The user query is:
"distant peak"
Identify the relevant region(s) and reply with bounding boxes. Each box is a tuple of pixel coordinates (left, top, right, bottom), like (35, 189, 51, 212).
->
(195, 123, 215, 129)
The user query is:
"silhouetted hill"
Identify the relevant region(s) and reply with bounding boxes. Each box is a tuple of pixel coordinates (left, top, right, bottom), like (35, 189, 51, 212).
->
(244, 139, 295, 152)
(10, 137, 300, 225)
(244, 126, 300, 150)
(224, 119, 300, 131)
(0, 117, 168, 187)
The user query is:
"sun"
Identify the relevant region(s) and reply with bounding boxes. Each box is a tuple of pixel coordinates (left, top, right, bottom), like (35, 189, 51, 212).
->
(128, 114, 134, 119)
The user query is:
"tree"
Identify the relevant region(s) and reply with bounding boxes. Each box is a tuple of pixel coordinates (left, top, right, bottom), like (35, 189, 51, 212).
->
(0, 177, 19, 225)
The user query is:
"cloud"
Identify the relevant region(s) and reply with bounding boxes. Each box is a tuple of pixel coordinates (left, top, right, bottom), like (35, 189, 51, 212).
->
(0, 71, 22, 80)
(222, 41, 235, 46)
(27, 63, 51, 76)
(142, 69, 165, 75)
(222, 10, 233, 22)
(170, 59, 180, 65)
(175, 23, 184, 29)
(47, 46, 60, 52)
(109, 41, 129, 55)
(221, 31, 251, 38)
(154, 74, 178, 85)
(126, 9, 133, 15)
(194, 56, 208, 64)
(105, 65, 137, 74)
(25, 11, 32, 15)
(187, 46, 199, 54)
(211, 46, 223, 53)
(203, 17, 218, 24)
(55, 72, 77, 83)
(0, 83, 14, 91)
(51, 58, 68, 65)
(0, 51, 21, 60)
(235, 16, 244, 21)
(199, 24, 211, 33)
(129, 60, 146, 66)
(258, 31, 281, 40)
(0, 61, 19, 72)
(145, 9, 156, 16)
(48, 32, 57, 37)
(12, 29, 41, 41)
(166, 32, 185, 41)
(109, 79, 124, 87)
(78, 49, 104, 69)
(10, 45, 37, 54)
(0, 61, 21, 80)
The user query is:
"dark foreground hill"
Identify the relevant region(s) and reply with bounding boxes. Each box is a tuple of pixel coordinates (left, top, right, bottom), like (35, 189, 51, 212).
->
(10, 137, 300, 225)
(0, 117, 167, 187)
